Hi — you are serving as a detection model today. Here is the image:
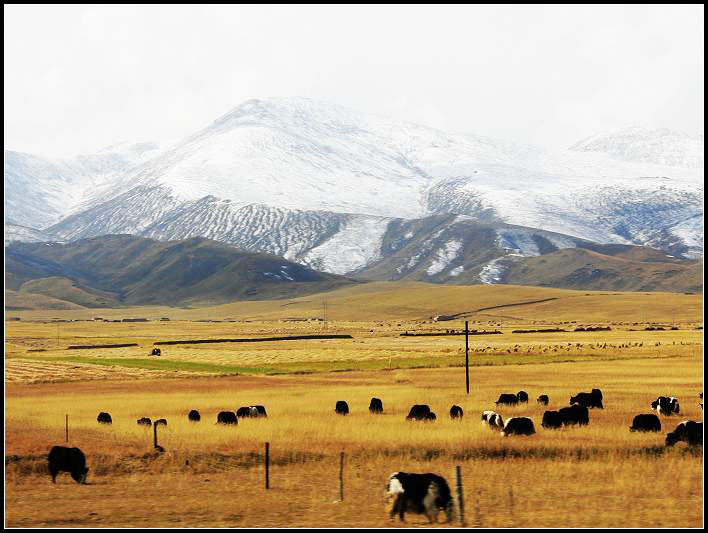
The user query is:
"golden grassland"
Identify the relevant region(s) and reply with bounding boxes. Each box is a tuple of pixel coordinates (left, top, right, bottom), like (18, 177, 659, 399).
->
(6, 281, 704, 322)
(4, 283, 704, 382)
(4, 283, 704, 527)
(4, 319, 703, 383)
(5, 354, 704, 527)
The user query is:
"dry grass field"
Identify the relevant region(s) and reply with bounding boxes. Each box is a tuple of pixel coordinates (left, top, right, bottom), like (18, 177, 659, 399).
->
(4, 283, 704, 527)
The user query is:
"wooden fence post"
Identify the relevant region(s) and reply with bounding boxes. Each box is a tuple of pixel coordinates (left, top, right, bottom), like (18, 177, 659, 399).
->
(474, 488, 482, 527)
(456, 465, 466, 526)
(509, 486, 515, 527)
(153, 422, 158, 449)
(265, 442, 270, 489)
(339, 451, 345, 501)
(65, 414, 68, 442)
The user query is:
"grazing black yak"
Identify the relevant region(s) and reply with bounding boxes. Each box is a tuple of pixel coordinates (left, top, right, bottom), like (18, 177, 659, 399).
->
(501, 417, 536, 436)
(236, 407, 253, 418)
(406, 405, 431, 421)
(629, 414, 661, 432)
(48, 446, 88, 484)
(558, 404, 589, 426)
(495, 394, 519, 406)
(570, 389, 603, 409)
(335, 401, 350, 416)
(369, 398, 384, 414)
(542, 410, 563, 429)
(217, 411, 238, 425)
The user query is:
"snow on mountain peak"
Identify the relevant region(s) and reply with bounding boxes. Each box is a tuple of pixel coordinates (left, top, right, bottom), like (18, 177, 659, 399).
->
(6, 97, 705, 266)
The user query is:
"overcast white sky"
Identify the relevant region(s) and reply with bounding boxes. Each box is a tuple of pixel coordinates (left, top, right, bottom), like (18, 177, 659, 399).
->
(4, 4, 704, 157)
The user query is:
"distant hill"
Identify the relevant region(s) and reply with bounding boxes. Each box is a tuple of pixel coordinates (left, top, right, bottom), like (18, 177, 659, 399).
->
(5, 235, 357, 307)
(354, 217, 702, 292)
(162, 281, 703, 324)
(500, 248, 703, 293)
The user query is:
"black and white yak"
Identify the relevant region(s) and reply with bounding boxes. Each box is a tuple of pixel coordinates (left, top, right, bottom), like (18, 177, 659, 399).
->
(385, 472, 454, 523)
(666, 420, 703, 446)
(481, 410, 504, 429)
(651, 396, 680, 416)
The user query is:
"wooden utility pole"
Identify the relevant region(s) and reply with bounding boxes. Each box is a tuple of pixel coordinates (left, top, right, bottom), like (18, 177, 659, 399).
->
(65, 414, 69, 442)
(465, 321, 470, 394)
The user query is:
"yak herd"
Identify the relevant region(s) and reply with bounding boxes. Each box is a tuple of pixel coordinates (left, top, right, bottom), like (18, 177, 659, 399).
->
(49, 388, 702, 523)
(86, 391, 702, 442)
(90, 406, 268, 428)
(331, 389, 702, 443)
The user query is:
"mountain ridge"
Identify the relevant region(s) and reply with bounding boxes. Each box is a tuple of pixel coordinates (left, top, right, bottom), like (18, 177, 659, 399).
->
(5, 97, 704, 281)
(5, 234, 358, 307)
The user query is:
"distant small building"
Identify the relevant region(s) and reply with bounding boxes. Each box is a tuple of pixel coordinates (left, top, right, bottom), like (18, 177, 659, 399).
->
(122, 318, 149, 322)
(160, 317, 170, 321)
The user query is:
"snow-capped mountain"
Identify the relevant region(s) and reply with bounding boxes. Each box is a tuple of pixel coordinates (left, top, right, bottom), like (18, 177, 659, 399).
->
(4, 223, 58, 244)
(4, 141, 169, 228)
(5, 97, 704, 280)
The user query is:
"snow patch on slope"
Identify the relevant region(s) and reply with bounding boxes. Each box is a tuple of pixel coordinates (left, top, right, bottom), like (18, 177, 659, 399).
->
(449, 265, 464, 277)
(300, 216, 390, 274)
(426, 240, 463, 275)
(496, 229, 540, 256)
(495, 227, 578, 256)
(478, 257, 509, 284)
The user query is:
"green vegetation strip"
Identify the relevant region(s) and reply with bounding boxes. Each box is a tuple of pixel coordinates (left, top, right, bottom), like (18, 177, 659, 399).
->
(18, 350, 693, 377)
(37, 356, 268, 374)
